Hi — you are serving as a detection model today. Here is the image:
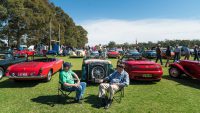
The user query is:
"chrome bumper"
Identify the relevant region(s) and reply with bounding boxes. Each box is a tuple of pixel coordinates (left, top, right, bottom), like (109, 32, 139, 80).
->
(8, 76, 45, 79)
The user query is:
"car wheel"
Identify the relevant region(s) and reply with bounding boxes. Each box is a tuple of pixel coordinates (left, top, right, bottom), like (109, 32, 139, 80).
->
(46, 70, 52, 82)
(169, 67, 181, 78)
(0, 67, 4, 80)
(91, 66, 106, 79)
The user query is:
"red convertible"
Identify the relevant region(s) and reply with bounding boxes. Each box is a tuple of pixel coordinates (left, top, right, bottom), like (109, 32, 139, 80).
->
(6, 56, 64, 81)
(169, 60, 200, 79)
(118, 54, 163, 81)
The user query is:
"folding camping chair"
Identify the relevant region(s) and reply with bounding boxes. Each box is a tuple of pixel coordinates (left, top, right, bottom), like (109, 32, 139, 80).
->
(113, 86, 125, 103)
(57, 82, 73, 102)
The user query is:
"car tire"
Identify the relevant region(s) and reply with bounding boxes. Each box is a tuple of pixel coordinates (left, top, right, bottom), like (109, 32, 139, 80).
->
(169, 67, 181, 78)
(91, 65, 106, 79)
(45, 70, 52, 82)
(0, 67, 4, 80)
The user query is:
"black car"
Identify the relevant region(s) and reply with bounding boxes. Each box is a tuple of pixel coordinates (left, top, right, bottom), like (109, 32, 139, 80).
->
(0, 52, 27, 79)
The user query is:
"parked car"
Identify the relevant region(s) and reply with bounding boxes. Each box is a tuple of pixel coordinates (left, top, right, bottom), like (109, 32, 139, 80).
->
(117, 54, 163, 81)
(142, 50, 156, 59)
(69, 50, 85, 58)
(6, 56, 64, 82)
(81, 55, 114, 83)
(107, 49, 120, 58)
(0, 52, 27, 80)
(126, 49, 142, 59)
(116, 48, 125, 56)
(13, 49, 35, 57)
(169, 60, 200, 79)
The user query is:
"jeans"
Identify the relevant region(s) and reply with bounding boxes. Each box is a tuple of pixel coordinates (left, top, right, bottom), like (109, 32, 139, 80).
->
(66, 82, 87, 100)
(174, 52, 180, 62)
(156, 54, 163, 65)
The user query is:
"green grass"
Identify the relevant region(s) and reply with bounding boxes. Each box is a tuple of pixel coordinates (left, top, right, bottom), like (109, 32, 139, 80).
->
(0, 56, 200, 113)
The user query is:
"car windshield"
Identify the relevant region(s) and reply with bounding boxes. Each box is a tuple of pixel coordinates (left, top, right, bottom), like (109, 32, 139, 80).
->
(122, 54, 142, 61)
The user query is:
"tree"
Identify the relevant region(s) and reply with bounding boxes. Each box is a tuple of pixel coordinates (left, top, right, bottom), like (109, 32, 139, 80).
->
(108, 41, 116, 48)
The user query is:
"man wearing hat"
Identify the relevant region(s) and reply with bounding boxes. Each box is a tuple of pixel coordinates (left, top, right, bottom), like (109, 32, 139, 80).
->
(98, 63, 129, 109)
(59, 62, 86, 103)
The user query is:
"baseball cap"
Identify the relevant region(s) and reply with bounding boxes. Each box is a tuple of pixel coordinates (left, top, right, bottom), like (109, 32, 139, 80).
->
(63, 62, 72, 68)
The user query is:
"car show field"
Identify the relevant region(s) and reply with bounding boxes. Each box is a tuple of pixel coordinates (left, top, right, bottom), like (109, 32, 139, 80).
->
(0, 56, 200, 113)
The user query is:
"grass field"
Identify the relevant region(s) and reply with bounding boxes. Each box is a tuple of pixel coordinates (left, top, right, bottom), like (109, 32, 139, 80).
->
(0, 56, 200, 113)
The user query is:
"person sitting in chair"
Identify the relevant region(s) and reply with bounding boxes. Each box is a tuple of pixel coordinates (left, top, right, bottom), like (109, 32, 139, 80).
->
(98, 63, 129, 109)
(59, 62, 87, 103)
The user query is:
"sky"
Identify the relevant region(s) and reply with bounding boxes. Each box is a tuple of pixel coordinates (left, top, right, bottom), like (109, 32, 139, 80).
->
(51, 0, 200, 46)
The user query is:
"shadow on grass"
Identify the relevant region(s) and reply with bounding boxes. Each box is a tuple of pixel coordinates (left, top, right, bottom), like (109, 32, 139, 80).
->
(84, 94, 102, 109)
(130, 80, 157, 85)
(0, 79, 41, 88)
(31, 95, 76, 107)
(162, 75, 200, 89)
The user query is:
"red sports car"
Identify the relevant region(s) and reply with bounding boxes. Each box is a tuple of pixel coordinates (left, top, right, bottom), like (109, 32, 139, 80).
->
(6, 56, 64, 81)
(117, 54, 163, 81)
(13, 49, 35, 57)
(107, 49, 120, 58)
(169, 60, 200, 79)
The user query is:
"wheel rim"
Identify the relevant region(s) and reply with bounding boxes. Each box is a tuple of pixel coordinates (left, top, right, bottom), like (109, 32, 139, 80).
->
(0, 70, 3, 79)
(91, 66, 105, 79)
(170, 68, 179, 77)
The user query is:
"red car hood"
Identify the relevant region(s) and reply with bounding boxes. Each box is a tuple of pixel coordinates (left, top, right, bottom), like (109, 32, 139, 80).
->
(124, 60, 156, 65)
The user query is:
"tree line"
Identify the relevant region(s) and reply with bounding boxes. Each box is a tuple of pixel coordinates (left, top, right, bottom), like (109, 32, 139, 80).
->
(0, 0, 88, 48)
(107, 39, 200, 49)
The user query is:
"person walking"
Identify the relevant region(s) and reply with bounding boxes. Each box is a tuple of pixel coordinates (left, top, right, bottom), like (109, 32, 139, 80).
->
(194, 45, 199, 61)
(165, 46, 171, 67)
(184, 46, 190, 60)
(174, 45, 181, 62)
(155, 44, 163, 65)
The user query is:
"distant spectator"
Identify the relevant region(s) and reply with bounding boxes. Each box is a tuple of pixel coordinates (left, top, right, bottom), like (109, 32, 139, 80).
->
(165, 46, 171, 67)
(174, 45, 181, 62)
(155, 44, 163, 65)
(184, 46, 190, 60)
(194, 45, 199, 61)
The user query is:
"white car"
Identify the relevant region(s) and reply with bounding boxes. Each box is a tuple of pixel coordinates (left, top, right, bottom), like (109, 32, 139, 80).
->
(69, 50, 85, 58)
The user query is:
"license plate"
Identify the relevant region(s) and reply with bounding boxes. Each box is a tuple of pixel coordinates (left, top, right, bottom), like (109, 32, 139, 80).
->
(143, 74, 152, 78)
(18, 73, 28, 76)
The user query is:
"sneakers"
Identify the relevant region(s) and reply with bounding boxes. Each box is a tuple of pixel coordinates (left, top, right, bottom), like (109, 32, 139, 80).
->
(104, 99, 112, 109)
